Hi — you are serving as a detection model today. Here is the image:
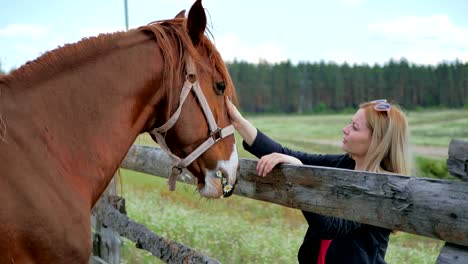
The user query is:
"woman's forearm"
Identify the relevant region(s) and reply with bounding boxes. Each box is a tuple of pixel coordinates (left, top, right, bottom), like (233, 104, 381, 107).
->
(234, 117, 257, 146)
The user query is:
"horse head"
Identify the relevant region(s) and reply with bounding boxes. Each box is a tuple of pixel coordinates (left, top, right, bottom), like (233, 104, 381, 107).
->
(143, 0, 239, 198)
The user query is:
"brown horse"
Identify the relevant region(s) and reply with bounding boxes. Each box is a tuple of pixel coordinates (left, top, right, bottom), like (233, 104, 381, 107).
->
(0, 0, 239, 262)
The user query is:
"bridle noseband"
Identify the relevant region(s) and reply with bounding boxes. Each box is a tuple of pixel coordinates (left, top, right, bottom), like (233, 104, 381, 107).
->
(149, 55, 235, 196)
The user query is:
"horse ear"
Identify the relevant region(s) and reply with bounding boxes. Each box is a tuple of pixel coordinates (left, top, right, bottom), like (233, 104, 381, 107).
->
(175, 10, 185, 19)
(186, 0, 206, 46)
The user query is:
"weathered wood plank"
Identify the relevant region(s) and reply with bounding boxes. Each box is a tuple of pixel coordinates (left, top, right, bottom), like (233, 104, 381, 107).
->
(121, 144, 194, 185)
(121, 145, 468, 247)
(93, 199, 220, 264)
(447, 139, 468, 181)
(92, 178, 123, 264)
(436, 243, 468, 264)
(437, 140, 468, 262)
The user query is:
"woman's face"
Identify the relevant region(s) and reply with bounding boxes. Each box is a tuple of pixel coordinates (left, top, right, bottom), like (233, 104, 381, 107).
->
(342, 109, 372, 159)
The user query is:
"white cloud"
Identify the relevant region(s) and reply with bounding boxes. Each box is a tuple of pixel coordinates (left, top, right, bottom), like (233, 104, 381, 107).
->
(0, 24, 125, 69)
(153, 0, 194, 8)
(78, 26, 124, 38)
(368, 15, 468, 64)
(340, 0, 365, 6)
(15, 43, 42, 54)
(157, 0, 193, 3)
(389, 48, 468, 65)
(0, 24, 50, 38)
(323, 49, 370, 65)
(368, 15, 468, 45)
(215, 33, 288, 63)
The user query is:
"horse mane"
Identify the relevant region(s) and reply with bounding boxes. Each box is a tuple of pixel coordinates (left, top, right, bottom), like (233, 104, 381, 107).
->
(0, 31, 129, 88)
(139, 17, 238, 118)
(0, 88, 5, 143)
(0, 15, 237, 119)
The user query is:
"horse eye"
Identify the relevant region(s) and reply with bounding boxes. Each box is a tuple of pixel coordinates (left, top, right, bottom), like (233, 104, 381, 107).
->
(214, 82, 226, 95)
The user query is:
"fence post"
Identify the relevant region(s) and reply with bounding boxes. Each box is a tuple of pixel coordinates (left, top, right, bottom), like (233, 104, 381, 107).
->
(94, 200, 221, 264)
(446, 139, 468, 181)
(115, 141, 468, 262)
(436, 139, 468, 264)
(91, 175, 126, 264)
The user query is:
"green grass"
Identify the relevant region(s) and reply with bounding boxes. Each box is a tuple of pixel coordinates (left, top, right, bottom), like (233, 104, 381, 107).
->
(120, 109, 468, 263)
(120, 170, 306, 264)
(406, 109, 468, 146)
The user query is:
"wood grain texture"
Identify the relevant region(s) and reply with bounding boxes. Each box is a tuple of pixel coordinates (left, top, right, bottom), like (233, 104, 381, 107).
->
(436, 243, 468, 264)
(447, 139, 468, 181)
(121, 144, 468, 246)
(93, 199, 220, 264)
(436, 139, 468, 262)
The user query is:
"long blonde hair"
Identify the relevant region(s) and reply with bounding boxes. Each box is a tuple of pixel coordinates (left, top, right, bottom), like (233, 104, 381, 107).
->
(360, 101, 411, 175)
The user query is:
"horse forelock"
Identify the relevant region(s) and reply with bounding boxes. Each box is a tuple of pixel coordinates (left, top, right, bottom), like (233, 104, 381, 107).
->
(200, 33, 238, 105)
(196, 26, 238, 104)
(139, 18, 201, 121)
(138, 17, 237, 121)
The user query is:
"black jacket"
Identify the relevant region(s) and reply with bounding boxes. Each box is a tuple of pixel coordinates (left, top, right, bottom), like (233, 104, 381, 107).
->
(243, 129, 391, 264)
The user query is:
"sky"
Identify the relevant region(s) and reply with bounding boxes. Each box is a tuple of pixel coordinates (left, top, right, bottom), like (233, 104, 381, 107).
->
(1, 0, 467, 72)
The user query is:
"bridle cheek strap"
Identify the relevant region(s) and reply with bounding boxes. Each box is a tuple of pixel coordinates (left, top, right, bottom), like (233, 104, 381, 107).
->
(150, 78, 234, 191)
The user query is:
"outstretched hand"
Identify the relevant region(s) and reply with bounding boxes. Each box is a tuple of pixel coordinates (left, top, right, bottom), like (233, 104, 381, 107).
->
(256, 153, 303, 177)
(224, 96, 257, 146)
(225, 96, 243, 125)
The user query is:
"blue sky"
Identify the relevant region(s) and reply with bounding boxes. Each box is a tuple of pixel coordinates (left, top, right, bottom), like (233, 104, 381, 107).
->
(1, 0, 467, 72)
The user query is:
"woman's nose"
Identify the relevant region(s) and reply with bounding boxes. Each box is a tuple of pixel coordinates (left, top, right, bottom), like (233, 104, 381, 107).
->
(343, 125, 349, 135)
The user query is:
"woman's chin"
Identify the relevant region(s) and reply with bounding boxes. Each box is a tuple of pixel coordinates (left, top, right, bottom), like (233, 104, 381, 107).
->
(341, 144, 347, 153)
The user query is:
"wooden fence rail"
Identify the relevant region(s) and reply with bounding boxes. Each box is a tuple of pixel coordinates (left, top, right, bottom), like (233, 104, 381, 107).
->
(121, 141, 468, 247)
(92, 138, 467, 263)
(93, 198, 220, 264)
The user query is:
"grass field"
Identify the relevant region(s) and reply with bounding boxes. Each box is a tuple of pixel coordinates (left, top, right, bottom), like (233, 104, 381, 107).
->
(119, 108, 468, 263)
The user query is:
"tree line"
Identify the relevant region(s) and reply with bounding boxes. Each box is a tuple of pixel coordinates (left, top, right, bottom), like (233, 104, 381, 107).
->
(227, 59, 468, 113)
(2, 58, 467, 113)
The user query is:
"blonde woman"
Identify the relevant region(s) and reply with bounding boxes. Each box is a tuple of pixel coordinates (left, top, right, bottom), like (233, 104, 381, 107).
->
(225, 97, 411, 264)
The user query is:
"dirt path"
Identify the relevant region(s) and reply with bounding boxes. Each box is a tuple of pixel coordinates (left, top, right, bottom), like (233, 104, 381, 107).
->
(307, 139, 448, 158)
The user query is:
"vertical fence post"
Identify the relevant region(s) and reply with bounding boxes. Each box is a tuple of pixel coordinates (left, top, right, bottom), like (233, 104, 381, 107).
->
(91, 174, 126, 264)
(436, 139, 468, 264)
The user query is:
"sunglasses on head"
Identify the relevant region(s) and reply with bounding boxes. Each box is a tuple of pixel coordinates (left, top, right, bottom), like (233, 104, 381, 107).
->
(371, 99, 391, 112)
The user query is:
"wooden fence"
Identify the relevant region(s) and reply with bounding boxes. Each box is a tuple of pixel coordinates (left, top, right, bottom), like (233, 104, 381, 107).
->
(92, 139, 468, 263)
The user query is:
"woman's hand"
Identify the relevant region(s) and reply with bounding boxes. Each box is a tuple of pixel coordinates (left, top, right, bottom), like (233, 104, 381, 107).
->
(256, 153, 303, 177)
(225, 96, 257, 146)
(225, 96, 244, 126)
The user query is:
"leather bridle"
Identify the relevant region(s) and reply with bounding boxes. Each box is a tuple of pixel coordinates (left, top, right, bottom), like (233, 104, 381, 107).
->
(149, 55, 235, 196)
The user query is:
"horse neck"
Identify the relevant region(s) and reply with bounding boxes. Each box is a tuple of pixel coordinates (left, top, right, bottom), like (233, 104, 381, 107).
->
(7, 31, 165, 207)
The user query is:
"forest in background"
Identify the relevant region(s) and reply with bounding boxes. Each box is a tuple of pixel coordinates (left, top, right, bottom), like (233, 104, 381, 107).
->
(2, 58, 468, 113)
(227, 59, 468, 113)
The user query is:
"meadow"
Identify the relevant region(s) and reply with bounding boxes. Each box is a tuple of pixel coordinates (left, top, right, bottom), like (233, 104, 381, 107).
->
(119, 108, 468, 263)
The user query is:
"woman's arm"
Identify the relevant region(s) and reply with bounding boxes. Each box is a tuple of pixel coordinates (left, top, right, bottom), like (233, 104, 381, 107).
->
(225, 96, 353, 175)
(256, 153, 302, 177)
(226, 96, 303, 175)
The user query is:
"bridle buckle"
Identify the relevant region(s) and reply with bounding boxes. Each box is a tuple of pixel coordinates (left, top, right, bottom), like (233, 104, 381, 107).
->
(172, 166, 183, 175)
(210, 128, 223, 142)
